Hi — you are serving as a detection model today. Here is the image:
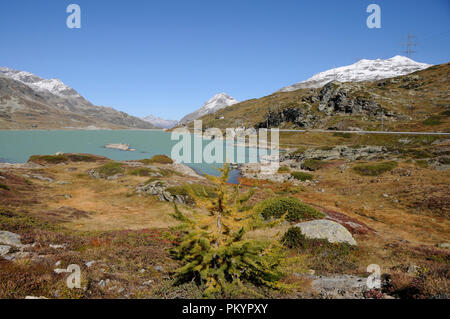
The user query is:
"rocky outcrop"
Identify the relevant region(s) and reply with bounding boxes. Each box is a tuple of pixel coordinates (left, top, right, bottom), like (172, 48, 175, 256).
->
(239, 162, 318, 185)
(0, 230, 24, 248)
(88, 169, 124, 181)
(30, 174, 54, 182)
(294, 219, 357, 245)
(430, 156, 450, 171)
(168, 163, 205, 179)
(282, 145, 387, 162)
(136, 181, 192, 205)
(310, 274, 368, 299)
(0, 245, 11, 256)
(257, 106, 319, 129)
(0, 230, 33, 261)
(318, 82, 381, 116)
(0, 162, 43, 169)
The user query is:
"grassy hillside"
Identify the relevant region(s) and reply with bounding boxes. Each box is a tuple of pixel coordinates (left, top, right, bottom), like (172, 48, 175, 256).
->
(193, 63, 450, 133)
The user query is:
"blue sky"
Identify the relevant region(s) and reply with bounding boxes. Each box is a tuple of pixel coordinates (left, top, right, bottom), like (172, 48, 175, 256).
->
(0, 0, 449, 120)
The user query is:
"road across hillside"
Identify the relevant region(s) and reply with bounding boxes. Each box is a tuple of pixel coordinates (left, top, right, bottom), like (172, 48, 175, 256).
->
(277, 129, 450, 136)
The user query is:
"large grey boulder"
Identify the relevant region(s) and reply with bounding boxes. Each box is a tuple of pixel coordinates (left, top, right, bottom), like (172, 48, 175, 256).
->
(294, 219, 357, 246)
(0, 231, 23, 248)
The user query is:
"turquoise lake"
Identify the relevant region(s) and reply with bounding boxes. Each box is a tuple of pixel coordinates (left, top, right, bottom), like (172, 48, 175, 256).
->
(0, 130, 271, 183)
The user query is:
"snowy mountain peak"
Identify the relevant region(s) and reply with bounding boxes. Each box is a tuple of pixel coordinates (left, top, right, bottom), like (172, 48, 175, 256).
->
(201, 93, 239, 111)
(0, 67, 81, 98)
(387, 55, 415, 63)
(178, 93, 239, 125)
(142, 114, 178, 129)
(278, 56, 432, 92)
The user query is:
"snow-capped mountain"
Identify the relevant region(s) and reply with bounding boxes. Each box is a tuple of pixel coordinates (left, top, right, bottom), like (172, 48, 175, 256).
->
(142, 114, 178, 129)
(178, 93, 239, 125)
(0, 67, 156, 129)
(0, 67, 81, 98)
(278, 56, 432, 92)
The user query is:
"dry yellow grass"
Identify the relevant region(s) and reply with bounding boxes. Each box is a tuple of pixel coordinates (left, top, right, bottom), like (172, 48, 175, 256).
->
(17, 162, 186, 231)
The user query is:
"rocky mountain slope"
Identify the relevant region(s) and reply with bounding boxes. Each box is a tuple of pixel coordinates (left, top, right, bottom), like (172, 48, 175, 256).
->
(0, 67, 156, 130)
(142, 114, 177, 129)
(278, 56, 432, 92)
(196, 62, 449, 133)
(0, 67, 83, 98)
(178, 93, 238, 125)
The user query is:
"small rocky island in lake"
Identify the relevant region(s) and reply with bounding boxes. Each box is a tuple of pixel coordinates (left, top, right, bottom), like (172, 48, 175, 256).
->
(104, 144, 135, 151)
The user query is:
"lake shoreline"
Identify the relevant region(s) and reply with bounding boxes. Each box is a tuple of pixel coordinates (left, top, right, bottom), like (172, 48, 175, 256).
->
(0, 130, 257, 183)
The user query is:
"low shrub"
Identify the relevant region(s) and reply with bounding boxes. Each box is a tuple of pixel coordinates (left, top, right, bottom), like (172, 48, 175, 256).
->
(440, 110, 450, 117)
(398, 148, 432, 159)
(144, 177, 162, 184)
(139, 155, 173, 164)
(0, 207, 60, 233)
(353, 161, 397, 176)
(281, 227, 308, 248)
(96, 162, 125, 177)
(281, 227, 358, 274)
(128, 167, 157, 177)
(256, 197, 324, 222)
(28, 154, 103, 164)
(277, 166, 290, 173)
(66, 154, 100, 162)
(422, 116, 443, 126)
(302, 159, 326, 171)
(281, 227, 356, 250)
(333, 132, 351, 138)
(0, 260, 55, 299)
(291, 172, 314, 181)
(0, 183, 10, 191)
(291, 147, 307, 156)
(318, 146, 334, 151)
(166, 186, 190, 197)
(415, 160, 429, 168)
(383, 273, 426, 299)
(28, 154, 67, 164)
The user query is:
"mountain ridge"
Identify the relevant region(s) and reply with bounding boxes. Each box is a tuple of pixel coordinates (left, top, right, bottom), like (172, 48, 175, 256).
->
(0, 67, 82, 98)
(0, 67, 156, 130)
(142, 114, 178, 129)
